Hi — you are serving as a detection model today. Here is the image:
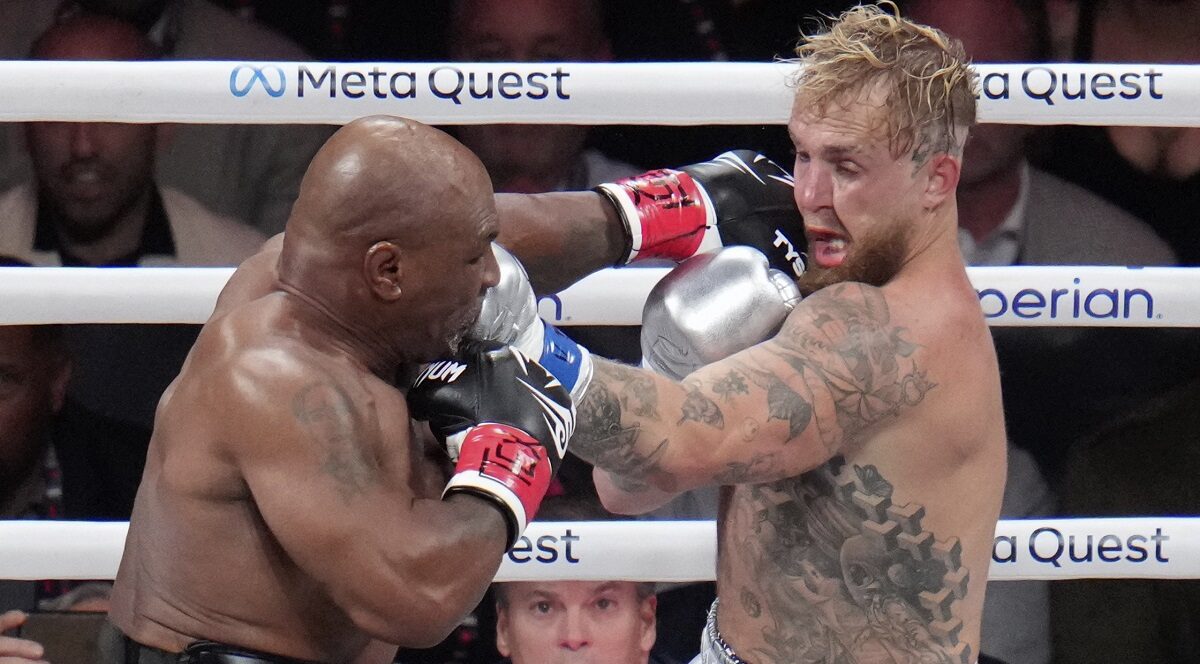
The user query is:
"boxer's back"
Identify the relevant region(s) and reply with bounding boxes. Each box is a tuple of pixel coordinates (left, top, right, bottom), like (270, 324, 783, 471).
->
(716, 264, 1006, 663)
(109, 293, 437, 661)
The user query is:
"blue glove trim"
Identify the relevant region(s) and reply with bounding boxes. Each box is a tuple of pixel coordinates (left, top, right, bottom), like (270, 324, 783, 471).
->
(540, 323, 583, 392)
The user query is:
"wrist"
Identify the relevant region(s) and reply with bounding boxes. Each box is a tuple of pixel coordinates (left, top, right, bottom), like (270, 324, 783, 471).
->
(595, 171, 717, 264)
(443, 423, 554, 548)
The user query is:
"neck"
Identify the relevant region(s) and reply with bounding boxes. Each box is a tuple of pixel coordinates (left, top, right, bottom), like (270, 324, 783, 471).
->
(53, 187, 153, 265)
(956, 164, 1023, 243)
(277, 281, 401, 379)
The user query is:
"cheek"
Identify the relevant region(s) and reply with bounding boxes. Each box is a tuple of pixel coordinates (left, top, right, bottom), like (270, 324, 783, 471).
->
(508, 617, 556, 653)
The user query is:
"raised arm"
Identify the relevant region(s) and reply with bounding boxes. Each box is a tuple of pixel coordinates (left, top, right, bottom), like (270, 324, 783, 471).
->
(571, 283, 937, 493)
(495, 151, 807, 296)
(494, 192, 625, 296)
(232, 352, 508, 648)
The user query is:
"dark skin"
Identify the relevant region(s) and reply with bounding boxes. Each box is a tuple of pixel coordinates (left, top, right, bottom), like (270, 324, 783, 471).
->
(107, 117, 506, 663)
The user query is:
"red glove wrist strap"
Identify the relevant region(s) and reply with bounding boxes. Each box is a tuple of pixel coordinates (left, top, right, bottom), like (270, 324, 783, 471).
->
(610, 169, 709, 262)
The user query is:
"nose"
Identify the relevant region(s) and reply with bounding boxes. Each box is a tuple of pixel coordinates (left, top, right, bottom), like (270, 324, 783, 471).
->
(480, 245, 501, 291)
(68, 123, 98, 159)
(558, 609, 592, 651)
(793, 159, 832, 216)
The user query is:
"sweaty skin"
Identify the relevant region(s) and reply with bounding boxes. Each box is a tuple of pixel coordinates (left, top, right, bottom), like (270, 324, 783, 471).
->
(562, 96, 1006, 662)
(107, 117, 507, 663)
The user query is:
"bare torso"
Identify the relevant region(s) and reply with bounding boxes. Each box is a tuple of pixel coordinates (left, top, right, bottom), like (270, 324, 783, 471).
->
(713, 262, 1006, 663)
(107, 292, 449, 662)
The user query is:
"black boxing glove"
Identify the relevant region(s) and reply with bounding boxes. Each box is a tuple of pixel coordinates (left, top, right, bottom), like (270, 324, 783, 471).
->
(408, 341, 574, 547)
(595, 150, 808, 279)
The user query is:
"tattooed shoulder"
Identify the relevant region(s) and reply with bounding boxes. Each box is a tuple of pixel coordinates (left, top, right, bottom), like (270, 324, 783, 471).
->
(292, 380, 380, 500)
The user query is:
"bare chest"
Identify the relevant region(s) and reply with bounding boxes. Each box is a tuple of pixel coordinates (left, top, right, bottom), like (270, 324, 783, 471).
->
(716, 456, 979, 663)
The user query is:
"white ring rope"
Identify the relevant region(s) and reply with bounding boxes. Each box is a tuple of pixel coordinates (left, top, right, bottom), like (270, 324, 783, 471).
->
(0, 265, 1193, 327)
(0, 518, 1194, 582)
(0, 61, 1194, 127)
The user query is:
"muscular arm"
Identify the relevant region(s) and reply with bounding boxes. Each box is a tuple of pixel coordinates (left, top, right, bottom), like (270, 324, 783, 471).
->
(494, 192, 625, 296)
(234, 353, 507, 648)
(572, 283, 937, 493)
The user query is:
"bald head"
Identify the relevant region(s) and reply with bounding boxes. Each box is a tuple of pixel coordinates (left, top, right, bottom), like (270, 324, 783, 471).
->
(278, 116, 501, 362)
(31, 12, 160, 60)
(284, 116, 493, 256)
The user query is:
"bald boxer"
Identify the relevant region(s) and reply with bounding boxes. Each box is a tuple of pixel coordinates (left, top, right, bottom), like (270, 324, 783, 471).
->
(102, 117, 574, 664)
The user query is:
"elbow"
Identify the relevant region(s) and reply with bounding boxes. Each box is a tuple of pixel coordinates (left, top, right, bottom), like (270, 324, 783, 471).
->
(343, 581, 471, 648)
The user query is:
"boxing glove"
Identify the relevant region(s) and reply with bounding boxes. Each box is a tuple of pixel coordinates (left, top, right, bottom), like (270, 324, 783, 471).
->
(469, 243, 593, 401)
(595, 150, 808, 279)
(408, 340, 574, 547)
(641, 246, 802, 380)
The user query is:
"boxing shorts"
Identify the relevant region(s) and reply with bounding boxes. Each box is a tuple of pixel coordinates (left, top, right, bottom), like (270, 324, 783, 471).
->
(98, 621, 324, 664)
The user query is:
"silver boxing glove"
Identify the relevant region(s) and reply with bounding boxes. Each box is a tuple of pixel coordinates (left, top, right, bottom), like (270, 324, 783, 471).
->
(641, 245, 801, 380)
(470, 243, 593, 401)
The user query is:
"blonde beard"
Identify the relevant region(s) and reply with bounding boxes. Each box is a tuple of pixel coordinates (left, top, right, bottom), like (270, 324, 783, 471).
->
(796, 220, 912, 296)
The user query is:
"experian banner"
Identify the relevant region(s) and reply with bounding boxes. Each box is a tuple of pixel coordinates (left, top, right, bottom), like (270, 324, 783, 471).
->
(2, 61, 1200, 126)
(966, 266, 1186, 327)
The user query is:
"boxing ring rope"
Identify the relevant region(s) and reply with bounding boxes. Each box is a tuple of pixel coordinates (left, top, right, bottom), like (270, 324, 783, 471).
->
(3, 59, 1199, 588)
(0, 61, 1195, 127)
(0, 519, 1194, 582)
(0, 265, 1193, 327)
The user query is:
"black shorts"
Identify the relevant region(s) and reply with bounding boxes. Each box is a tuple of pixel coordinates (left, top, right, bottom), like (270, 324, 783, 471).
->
(98, 621, 323, 664)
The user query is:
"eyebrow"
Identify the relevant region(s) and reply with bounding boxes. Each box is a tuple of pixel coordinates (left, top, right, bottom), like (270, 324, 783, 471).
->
(819, 145, 862, 159)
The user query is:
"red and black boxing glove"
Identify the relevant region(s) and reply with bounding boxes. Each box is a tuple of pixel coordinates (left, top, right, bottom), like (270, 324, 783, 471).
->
(595, 150, 808, 279)
(408, 340, 574, 548)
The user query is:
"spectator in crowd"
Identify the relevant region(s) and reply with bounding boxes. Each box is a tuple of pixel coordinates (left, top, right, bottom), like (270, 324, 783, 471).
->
(0, 257, 150, 663)
(902, 1, 1184, 660)
(0, 0, 333, 236)
(1053, 377, 1200, 664)
(447, 0, 639, 194)
(493, 580, 665, 664)
(0, 12, 266, 267)
(1034, 0, 1200, 264)
(0, 13, 267, 432)
(902, 0, 1181, 480)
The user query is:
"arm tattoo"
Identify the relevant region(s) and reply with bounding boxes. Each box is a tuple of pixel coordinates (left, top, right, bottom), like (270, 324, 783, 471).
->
(573, 364, 678, 492)
(747, 284, 936, 455)
(293, 382, 379, 501)
(712, 370, 749, 401)
(679, 381, 724, 429)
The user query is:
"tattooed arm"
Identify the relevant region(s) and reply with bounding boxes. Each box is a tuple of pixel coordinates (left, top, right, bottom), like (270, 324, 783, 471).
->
(231, 346, 508, 646)
(573, 283, 936, 492)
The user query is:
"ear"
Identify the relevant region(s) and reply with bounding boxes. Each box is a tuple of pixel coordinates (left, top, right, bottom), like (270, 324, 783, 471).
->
(364, 241, 404, 302)
(638, 595, 657, 652)
(922, 153, 961, 210)
(495, 605, 512, 657)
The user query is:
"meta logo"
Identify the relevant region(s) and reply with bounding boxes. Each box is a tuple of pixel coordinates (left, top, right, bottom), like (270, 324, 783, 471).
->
(229, 64, 287, 98)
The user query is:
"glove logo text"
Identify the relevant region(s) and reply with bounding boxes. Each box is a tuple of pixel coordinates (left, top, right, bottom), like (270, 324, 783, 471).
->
(414, 360, 468, 385)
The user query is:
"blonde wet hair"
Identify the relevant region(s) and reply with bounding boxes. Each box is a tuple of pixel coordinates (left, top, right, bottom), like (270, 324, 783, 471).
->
(792, 1, 977, 163)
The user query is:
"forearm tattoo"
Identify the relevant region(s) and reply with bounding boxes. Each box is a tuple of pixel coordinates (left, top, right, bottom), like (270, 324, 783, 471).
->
(574, 283, 936, 487)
